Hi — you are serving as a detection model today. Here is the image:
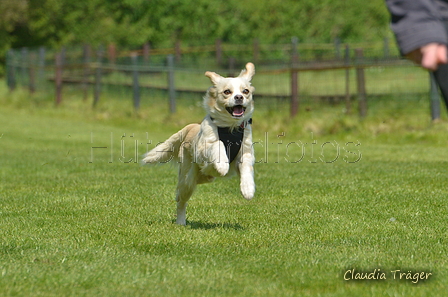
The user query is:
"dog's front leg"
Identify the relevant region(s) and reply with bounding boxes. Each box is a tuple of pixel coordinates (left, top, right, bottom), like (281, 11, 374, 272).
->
(238, 149, 255, 200)
(208, 140, 229, 176)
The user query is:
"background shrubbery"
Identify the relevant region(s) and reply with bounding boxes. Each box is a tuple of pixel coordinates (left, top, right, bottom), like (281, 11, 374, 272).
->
(1, 0, 392, 75)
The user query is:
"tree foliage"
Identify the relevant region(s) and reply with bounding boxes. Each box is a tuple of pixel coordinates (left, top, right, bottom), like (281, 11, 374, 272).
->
(1, 0, 391, 55)
(0, 0, 28, 64)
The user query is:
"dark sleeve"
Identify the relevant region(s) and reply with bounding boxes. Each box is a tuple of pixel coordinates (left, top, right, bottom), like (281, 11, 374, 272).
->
(385, 0, 448, 55)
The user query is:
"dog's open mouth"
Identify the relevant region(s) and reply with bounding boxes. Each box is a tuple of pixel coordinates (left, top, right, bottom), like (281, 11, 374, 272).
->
(226, 105, 246, 117)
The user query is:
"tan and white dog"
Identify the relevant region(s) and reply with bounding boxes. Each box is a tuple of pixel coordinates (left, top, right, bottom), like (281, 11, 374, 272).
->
(142, 62, 256, 225)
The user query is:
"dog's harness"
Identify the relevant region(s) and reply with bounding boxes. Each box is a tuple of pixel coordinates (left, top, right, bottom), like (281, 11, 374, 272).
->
(213, 118, 252, 163)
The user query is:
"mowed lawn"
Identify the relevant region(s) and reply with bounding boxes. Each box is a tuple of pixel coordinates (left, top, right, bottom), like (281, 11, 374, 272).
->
(1, 103, 448, 296)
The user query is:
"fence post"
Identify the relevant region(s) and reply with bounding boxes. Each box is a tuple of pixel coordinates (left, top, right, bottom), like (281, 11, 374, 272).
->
(29, 52, 36, 94)
(167, 55, 176, 113)
(429, 72, 441, 120)
(38, 47, 46, 90)
(228, 57, 236, 77)
(334, 37, 341, 60)
(21, 47, 28, 85)
(253, 38, 260, 63)
(290, 37, 299, 117)
(143, 42, 151, 64)
(82, 44, 91, 101)
(6, 50, 16, 91)
(175, 40, 181, 63)
(60, 47, 66, 65)
(108, 43, 116, 65)
(355, 48, 367, 118)
(131, 53, 141, 110)
(215, 39, 222, 66)
(93, 46, 104, 107)
(55, 51, 63, 106)
(344, 44, 351, 114)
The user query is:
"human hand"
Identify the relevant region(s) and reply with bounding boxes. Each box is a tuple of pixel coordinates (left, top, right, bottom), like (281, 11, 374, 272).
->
(405, 43, 448, 71)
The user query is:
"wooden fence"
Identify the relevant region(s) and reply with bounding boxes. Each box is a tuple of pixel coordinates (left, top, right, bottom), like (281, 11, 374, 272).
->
(5, 39, 443, 119)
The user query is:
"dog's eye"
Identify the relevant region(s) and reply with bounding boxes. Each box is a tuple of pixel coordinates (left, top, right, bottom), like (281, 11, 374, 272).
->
(223, 89, 232, 95)
(242, 89, 250, 95)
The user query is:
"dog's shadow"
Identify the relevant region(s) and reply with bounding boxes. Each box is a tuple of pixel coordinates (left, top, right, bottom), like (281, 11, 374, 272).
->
(178, 220, 245, 230)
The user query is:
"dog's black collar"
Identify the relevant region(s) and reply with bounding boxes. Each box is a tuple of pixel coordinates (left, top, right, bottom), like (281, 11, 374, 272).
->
(210, 117, 252, 163)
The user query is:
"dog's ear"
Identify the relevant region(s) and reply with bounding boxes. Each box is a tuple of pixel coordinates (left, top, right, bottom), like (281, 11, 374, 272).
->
(238, 62, 255, 81)
(205, 71, 223, 86)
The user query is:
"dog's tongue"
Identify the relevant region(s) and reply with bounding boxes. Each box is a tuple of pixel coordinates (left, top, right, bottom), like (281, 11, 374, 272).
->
(233, 106, 244, 117)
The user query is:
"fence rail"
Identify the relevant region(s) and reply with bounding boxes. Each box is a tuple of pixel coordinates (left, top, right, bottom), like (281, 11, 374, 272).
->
(5, 38, 442, 119)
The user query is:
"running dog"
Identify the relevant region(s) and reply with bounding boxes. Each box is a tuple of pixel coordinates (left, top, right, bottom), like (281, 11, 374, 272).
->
(142, 62, 255, 225)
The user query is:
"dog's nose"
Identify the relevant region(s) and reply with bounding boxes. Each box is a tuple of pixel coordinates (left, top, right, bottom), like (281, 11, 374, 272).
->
(234, 95, 244, 104)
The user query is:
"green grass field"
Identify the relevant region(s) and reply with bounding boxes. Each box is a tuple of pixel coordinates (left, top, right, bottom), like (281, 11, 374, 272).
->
(1, 81, 448, 296)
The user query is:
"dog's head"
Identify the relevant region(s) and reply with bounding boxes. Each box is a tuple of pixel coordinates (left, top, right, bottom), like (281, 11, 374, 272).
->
(204, 62, 255, 127)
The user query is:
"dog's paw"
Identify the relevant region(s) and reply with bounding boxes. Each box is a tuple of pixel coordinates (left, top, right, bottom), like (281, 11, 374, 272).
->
(240, 180, 255, 200)
(176, 218, 187, 226)
(214, 161, 229, 176)
(176, 202, 187, 226)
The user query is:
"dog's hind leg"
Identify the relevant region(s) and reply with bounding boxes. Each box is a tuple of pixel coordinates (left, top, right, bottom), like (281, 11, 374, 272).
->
(175, 162, 198, 225)
(176, 188, 194, 226)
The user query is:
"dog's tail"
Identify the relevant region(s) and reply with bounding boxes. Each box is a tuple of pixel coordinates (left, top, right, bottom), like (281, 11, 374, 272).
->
(142, 124, 199, 165)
